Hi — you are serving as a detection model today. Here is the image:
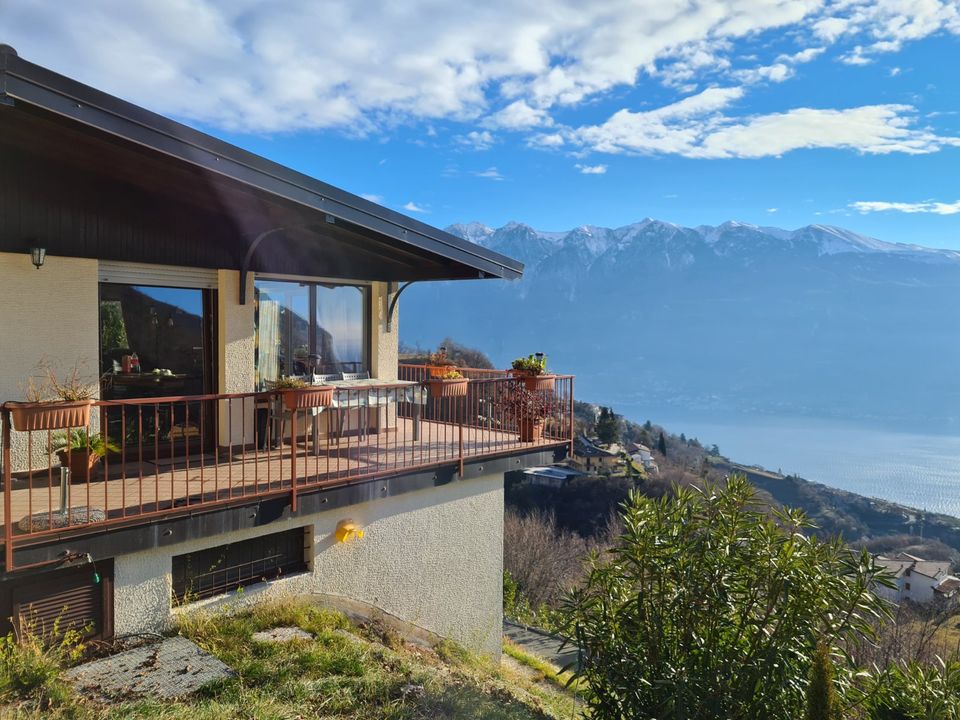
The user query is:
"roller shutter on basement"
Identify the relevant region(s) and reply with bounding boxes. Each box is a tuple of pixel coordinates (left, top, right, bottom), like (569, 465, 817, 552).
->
(99, 260, 218, 289)
(11, 562, 113, 641)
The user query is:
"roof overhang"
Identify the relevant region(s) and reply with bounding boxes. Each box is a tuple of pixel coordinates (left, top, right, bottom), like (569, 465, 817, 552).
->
(0, 45, 522, 283)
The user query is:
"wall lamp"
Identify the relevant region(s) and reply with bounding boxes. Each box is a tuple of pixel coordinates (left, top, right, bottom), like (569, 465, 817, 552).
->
(29, 247, 46, 269)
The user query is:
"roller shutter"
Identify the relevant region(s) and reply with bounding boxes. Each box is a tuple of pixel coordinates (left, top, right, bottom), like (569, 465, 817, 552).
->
(99, 260, 218, 289)
(11, 561, 113, 641)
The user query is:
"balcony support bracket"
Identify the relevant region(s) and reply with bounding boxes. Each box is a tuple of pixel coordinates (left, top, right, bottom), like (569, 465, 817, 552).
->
(386, 281, 416, 333)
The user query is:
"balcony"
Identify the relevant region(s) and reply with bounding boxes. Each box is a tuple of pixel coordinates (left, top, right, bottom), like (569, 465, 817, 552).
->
(1, 368, 573, 568)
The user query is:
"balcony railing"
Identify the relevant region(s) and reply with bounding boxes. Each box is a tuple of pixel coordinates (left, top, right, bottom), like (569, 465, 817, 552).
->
(1, 369, 573, 569)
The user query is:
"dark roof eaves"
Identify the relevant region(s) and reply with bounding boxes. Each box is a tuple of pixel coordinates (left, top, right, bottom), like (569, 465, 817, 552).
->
(0, 48, 523, 280)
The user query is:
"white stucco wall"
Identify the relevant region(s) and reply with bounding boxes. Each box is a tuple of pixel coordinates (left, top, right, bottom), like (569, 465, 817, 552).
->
(0, 252, 100, 470)
(217, 270, 256, 446)
(113, 473, 504, 656)
(370, 282, 398, 381)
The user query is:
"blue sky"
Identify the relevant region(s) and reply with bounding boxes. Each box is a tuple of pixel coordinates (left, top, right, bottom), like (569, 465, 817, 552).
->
(3, 1, 959, 246)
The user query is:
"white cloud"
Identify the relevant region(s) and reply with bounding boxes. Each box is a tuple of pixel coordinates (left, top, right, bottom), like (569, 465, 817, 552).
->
(473, 167, 505, 180)
(767, 207, 778, 213)
(850, 199, 960, 215)
(486, 100, 552, 129)
(889, 66, 902, 76)
(360, 193, 384, 203)
(572, 94, 960, 158)
(527, 132, 566, 148)
(457, 130, 495, 150)
(402, 201, 428, 213)
(575, 163, 607, 174)
(0, 0, 827, 133)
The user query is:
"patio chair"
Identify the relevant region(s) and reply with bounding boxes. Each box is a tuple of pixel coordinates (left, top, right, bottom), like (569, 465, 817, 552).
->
(341, 371, 370, 380)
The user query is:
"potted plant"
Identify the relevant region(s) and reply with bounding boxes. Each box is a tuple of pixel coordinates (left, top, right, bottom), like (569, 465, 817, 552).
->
(502, 384, 554, 443)
(50, 429, 120, 482)
(3, 360, 96, 431)
(426, 346, 457, 378)
(510, 353, 556, 392)
(272, 376, 334, 410)
(427, 368, 469, 398)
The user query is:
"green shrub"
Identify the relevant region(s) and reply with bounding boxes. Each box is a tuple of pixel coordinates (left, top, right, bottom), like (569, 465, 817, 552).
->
(851, 661, 960, 719)
(564, 475, 894, 720)
(0, 616, 86, 700)
(806, 644, 841, 720)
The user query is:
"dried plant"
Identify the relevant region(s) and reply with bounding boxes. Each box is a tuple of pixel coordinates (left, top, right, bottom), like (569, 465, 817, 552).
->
(21, 358, 95, 403)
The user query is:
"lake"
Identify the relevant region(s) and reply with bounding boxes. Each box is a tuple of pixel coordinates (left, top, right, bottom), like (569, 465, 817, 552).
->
(636, 413, 960, 519)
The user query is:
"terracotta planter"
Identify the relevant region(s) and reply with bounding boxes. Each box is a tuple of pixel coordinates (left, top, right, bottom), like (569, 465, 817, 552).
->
(4, 399, 94, 432)
(427, 365, 455, 378)
(279, 386, 334, 411)
(57, 449, 100, 482)
(428, 378, 469, 398)
(511, 372, 556, 392)
(518, 418, 545, 443)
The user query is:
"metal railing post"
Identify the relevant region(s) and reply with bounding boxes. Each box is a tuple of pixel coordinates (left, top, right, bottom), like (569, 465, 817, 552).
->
(290, 404, 298, 513)
(569, 377, 575, 456)
(3, 408, 13, 571)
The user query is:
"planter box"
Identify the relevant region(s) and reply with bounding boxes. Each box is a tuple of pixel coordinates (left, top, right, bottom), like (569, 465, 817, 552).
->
(428, 378, 469, 398)
(4, 399, 94, 432)
(512, 372, 557, 392)
(518, 418, 545, 443)
(279, 386, 334, 411)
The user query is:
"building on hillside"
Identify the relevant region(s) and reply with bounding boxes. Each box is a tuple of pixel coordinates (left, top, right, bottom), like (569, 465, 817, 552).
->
(873, 553, 960, 604)
(0, 46, 575, 659)
(571, 435, 620, 473)
(625, 442, 659, 474)
(519, 465, 587, 488)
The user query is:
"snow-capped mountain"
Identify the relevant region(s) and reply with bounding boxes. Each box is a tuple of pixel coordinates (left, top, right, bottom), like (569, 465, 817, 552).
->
(402, 219, 960, 428)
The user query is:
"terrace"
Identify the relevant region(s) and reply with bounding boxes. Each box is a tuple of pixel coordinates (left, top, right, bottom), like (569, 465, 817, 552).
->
(1, 367, 573, 570)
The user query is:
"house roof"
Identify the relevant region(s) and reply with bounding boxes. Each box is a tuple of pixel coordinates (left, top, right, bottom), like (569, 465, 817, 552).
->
(874, 554, 951, 581)
(522, 466, 588, 480)
(0, 45, 522, 283)
(935, 576, 960, 595)
(573, 435, 618, 458)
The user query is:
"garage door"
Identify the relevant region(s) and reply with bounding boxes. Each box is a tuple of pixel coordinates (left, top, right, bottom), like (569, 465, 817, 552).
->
(11, 561, 114, 641)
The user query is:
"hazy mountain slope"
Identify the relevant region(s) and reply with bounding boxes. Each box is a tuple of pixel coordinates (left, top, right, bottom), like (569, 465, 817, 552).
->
(401, 220, 960, 429)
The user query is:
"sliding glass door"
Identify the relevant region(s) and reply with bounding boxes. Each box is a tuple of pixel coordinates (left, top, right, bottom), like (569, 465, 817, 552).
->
(99, 283, 215, 452)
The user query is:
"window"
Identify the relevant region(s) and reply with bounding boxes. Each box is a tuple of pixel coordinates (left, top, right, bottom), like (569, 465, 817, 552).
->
(905, 582, 911, 591)
(172, 528, 308, 602)
(254, 279, 368, 386)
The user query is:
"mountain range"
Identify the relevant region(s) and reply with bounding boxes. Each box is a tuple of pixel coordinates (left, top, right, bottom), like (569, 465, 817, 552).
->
(400, 219, 960, 430)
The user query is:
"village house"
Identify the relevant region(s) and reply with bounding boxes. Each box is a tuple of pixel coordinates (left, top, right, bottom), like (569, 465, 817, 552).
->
(0, 46, 574, 658)
(625, 441, 659, 474)
(873, 553, 960, 605)
(571, 435, 621, 474)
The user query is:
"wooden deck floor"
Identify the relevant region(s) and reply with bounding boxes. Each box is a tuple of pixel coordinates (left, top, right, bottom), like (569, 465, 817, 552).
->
(3, 417, 564, 538)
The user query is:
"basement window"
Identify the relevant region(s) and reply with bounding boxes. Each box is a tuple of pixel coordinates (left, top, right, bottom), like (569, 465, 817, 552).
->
(172, 527, 309, 602)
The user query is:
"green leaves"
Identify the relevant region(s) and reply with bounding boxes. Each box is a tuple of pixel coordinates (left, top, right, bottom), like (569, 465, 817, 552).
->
(564, 475, 894, 720)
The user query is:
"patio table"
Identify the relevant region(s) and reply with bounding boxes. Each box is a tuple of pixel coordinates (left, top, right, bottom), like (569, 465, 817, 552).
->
(307, 378, 427, 447)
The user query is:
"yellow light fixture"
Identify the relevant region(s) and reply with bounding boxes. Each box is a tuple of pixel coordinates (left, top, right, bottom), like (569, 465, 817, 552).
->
(335, 519, 365, 543)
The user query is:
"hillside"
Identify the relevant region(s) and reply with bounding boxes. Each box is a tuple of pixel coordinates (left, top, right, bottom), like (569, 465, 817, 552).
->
(1, 599, 577, 719)
(401, 219, 960, 430)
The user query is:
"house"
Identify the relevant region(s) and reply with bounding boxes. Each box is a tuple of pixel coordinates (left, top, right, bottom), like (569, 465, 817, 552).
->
(0, 46, 574, 658)
(873, 553, 960, 604)
(519, 465, 587, 488)
(571, 435, 620, 473)
(625, 441, 659, 474)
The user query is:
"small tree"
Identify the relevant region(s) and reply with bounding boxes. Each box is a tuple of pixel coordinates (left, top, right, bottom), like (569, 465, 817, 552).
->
(595, 406, 621, 445)
(564, 476, 893, 720)
(657, 431, 667, 456)
(806, 644, 840, 720)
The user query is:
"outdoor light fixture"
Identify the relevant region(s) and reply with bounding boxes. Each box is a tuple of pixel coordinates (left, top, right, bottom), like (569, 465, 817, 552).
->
(29, 247, 46, 269)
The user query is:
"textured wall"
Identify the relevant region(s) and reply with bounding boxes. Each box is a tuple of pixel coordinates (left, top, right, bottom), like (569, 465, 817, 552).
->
(217, 270, 256, 446)
(370, 282, 398, 381)
(0, 252, 100, 471)
(114, 473, 504, 656)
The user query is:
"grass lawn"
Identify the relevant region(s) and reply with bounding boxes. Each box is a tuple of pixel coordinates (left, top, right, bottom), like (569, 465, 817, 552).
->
(0, 600, 580, 719)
